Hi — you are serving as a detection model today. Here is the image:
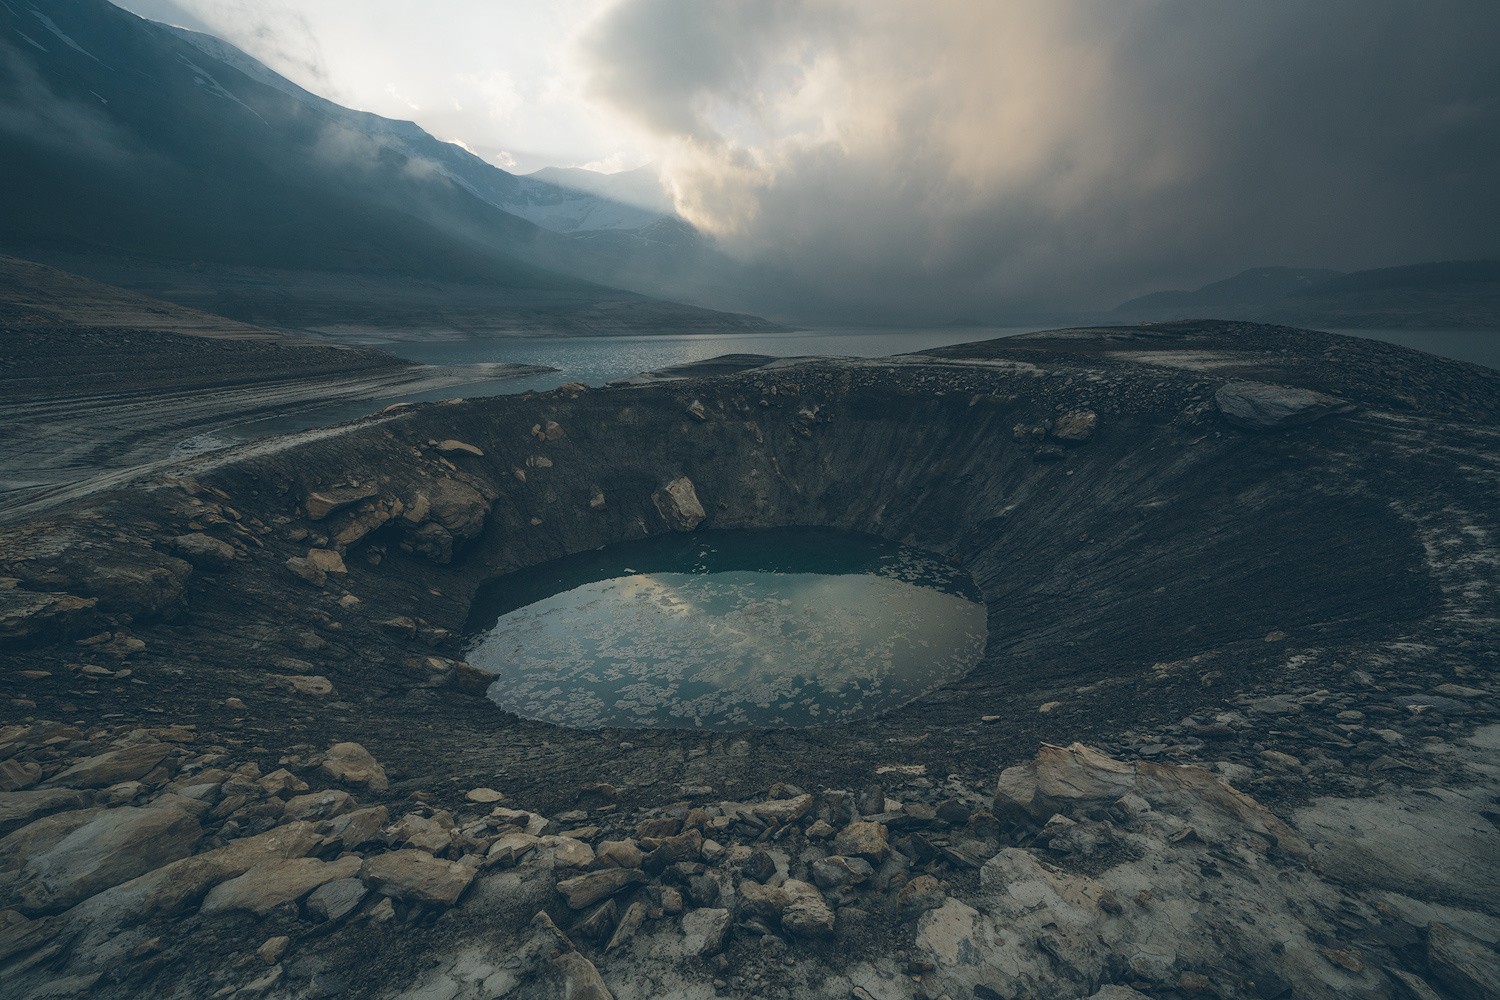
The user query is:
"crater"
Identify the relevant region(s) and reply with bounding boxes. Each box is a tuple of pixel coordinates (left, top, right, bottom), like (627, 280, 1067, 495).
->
(463, 528, 987, 730)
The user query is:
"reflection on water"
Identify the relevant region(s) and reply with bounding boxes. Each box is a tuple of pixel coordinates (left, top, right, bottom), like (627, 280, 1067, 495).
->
(464, 529, 988, 731)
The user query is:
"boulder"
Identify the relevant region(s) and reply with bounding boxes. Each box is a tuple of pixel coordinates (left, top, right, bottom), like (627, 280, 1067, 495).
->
(304, 549, 347, 576)
(486, 832, 540, 867)
(652, 477, 705, 532)
(362, 850, 476, 907)
(0, 590, 97, 642)
(326, 806, 389, 848)
(199, 855, 361, 917)
(304, 485, 377, 521)
(169, 533, 237, 569)
(273, 674, 335, 697)
(389, 812, 456, 854)
(15, 800, 202, 913)
(552, 951, 613, 1000)
(0, 789, 90, 834)
(778, 879, 837, 937)
(320, 742, 389, 792)
(0, 759, 42, 793)
(1051, 409, 1099, 442)
(46, 743, 171, 789)
(284, 556, 326, 587)
(556, 868, 646, 909)
(810, 854, 874, 890)
(834, 820, 890, 863)
(283, 790, 356, 822)
(306, 877, 368, 923)
(64, 821, 321, 924)
(595, 840, 644, 869)
(681, 907, 731, 956)
(1215, 381, 1354, 431)
(739, 878, 836, 937)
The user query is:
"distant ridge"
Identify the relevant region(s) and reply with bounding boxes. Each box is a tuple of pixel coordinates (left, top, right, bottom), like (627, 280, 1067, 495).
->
(1115, 260, 1500, 328)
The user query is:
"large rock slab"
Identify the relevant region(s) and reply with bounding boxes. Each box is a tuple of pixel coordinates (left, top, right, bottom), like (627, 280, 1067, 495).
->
(0, 789, 90, 835)
(70, 820, 322, 926)
(14, 800, 202, 913)
(362, 850, 475, 907)
(200, 855, 361, 916)
(1215, 381, 1354, 430)
(45, 743, 171, 789)
(556, 868, 646, 909)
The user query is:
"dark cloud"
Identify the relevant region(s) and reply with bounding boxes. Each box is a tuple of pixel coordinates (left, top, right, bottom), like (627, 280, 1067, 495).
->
(579, 0, 1500, 321)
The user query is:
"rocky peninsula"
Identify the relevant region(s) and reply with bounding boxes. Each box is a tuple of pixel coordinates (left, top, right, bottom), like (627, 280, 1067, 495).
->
(1, 321, 1497, 999)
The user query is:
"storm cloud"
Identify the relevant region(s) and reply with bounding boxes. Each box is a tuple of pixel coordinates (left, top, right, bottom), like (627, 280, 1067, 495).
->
(578, 0, 1500, 321)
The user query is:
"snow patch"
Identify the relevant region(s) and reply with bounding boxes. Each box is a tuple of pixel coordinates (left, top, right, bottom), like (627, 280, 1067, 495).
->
(30, 9, 98, 62)
(175, 53, 266, 124)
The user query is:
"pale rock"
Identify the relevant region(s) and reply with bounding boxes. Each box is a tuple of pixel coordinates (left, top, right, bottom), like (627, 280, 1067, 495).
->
(15, 800, 202, 913)
(273, 674, 335, 697)
(200, 855, 360, 916)
(306, 877, 368, 923)
(389, 811, 456, 854)
(486, 832, 540, 867)
(320, 742, 388, 792)
(1051, 409, 1098, 442)
(1215, 381, 1354, 431)
(257, 936, 289, 964)
(170, 533, 238, 568)
(304, 548, 347, 575)
(362, 849, 476, 906)
(540, 835, 595, 868)
(681, 907, 731, 956)
(833, 821, 890, 863)
(283, 790, 356, 822)
(552, 950, 612, 1000)
(652, 476, 705, 532)
(305, 485, 377, 520)
(556, 868, 645, 909)
(595, 840, 644, 869)
(436, 440, 484, 457)
(284, 556, 326, 587)
(326, 805, 389, 848)
(46, 742, 171, 789)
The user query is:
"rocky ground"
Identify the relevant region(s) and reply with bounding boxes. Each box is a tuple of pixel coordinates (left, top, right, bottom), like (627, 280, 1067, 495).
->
(1, 321, 1498, 998)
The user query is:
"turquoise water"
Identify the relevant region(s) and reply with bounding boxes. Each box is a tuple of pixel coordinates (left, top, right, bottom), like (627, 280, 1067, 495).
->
(463, 529, 988, 731)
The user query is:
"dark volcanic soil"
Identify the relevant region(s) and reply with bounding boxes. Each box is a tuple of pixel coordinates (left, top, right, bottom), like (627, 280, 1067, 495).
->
(1, 321, 1497, 1000)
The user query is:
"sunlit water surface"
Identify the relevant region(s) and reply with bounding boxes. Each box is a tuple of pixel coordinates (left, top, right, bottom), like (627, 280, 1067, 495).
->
(463, 529, 988, 731)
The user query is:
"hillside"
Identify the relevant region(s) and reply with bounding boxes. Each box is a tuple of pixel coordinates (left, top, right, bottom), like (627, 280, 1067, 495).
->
(0, 0, 777, 335)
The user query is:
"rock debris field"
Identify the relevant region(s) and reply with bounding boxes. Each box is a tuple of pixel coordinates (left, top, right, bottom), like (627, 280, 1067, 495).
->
(1, 321, 1498, 999)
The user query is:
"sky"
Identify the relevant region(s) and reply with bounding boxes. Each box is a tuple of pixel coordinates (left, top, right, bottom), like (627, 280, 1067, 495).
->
(111, 0, 1500, 317)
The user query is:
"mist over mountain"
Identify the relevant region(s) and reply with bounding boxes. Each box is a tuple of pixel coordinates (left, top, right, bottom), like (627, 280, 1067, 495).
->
(0, 0, 772, 333)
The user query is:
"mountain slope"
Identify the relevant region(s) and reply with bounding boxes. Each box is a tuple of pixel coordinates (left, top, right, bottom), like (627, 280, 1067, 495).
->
(0, 0, 776, 334)
(166, 24, 746, 305)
